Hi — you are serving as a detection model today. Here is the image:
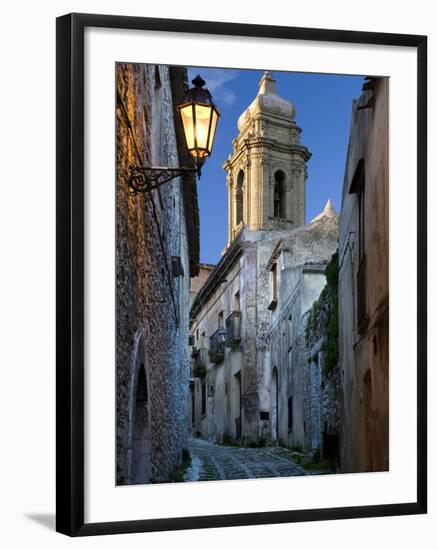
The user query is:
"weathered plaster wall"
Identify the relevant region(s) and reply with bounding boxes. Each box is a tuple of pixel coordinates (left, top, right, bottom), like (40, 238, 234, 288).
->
(298, 253, 342, 458)
(116, 63, 195, 484)
(339, 78, 389, 472)
(189, 249, 244, 442)
(263, 217, 339, 451)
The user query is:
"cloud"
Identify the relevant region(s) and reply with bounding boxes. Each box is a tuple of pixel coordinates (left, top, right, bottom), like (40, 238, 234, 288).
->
(188, 68, 240, 107)
(219, 89, 238, 107)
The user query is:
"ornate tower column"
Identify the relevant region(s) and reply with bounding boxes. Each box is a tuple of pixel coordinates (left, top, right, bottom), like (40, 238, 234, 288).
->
(226, 174, 233, 245)
(223, 71, 311, 246)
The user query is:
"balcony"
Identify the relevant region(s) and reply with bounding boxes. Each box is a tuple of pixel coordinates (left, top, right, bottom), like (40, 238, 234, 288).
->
(191, 347, 207, 378)
(209, 329, 226, 364)
(225, 311, 241, 348)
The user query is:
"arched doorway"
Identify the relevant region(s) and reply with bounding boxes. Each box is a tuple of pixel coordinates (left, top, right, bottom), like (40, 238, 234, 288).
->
(271, 367, 279, 440)
(362, 369, 374, 472)
(130, 337, 151, 484)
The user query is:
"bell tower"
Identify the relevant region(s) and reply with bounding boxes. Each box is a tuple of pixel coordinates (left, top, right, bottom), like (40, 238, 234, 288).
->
(223, 72, 311, 246)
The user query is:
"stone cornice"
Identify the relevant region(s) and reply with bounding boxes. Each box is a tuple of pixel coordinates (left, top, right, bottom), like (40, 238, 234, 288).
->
(238, 110, 301, 134)
(225, 138, 311, 164)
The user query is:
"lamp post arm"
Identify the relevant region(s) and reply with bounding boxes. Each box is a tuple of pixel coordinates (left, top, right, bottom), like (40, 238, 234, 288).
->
(127, 165, 200, 196)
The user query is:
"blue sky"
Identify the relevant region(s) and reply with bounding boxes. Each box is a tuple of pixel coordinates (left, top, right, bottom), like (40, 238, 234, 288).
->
(188, 67, 364, 264)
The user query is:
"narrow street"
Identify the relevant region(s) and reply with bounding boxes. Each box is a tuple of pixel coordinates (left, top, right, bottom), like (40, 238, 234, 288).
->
(184, 437, 328, 482)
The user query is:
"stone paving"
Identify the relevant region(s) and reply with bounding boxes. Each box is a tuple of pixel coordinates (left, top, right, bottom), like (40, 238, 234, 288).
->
(184, 437, 325, 482)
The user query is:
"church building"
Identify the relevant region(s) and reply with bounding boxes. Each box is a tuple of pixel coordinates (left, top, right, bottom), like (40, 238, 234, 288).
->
(189, 72, 338, 449)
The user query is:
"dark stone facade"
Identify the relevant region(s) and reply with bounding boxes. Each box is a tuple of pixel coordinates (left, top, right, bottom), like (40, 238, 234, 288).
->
(116, 63, 199, 484)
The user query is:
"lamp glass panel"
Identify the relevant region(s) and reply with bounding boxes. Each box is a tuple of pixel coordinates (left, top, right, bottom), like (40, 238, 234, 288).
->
(180, 105, 195, 150)
(208, 109, 219, 153)
(194, 104, 212, 152)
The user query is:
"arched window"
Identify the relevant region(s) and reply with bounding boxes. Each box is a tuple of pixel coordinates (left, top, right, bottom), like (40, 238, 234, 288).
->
(132, 362, 151, 484)
(274, 170, 286, 219)
(129, 335, 152, 485)
(235, 170, 244, 226)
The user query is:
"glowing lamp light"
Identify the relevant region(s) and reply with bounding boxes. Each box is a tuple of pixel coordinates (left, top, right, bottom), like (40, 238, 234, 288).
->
(178, 75, 220, 168)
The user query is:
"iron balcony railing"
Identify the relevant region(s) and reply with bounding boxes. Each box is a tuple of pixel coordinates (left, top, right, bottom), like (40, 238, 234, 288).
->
(191, 347, 208, 378)
(225, 310, 241, 348)
(209, 328, 226, 364)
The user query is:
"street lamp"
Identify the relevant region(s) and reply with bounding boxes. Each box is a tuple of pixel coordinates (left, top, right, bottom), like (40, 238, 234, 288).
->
(177, 75, 220, 165)
(128, 75, 220, 195)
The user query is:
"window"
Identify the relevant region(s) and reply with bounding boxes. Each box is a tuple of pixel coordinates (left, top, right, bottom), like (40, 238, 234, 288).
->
(154, 65, 162, 88)
(151, 65, 163, 166)
(201, 381, 206, 416)
(218, 311, 224, 329)
(268, 262, 278, 310)
(288, 396, 293, 431)
(358, 182, 365, 262)
(272, 263, 277, 299)
(349, 159, 365, 256)
(274, 170, 286, 218)
(235, 170, 244, 226)
(171, 256, 184, 277)
(235, 290, 240, 312)
(349, 159, 368, 334)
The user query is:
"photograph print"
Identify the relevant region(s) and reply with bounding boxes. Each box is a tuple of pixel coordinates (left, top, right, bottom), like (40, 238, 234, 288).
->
(115, 62, 388, 485)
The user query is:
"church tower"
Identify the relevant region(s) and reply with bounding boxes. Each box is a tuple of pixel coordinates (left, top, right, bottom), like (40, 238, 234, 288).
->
(223, 72, 311, 246)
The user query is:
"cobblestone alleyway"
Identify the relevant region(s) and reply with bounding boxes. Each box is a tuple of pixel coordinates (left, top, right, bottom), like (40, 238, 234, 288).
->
(184, 437, 327, 482)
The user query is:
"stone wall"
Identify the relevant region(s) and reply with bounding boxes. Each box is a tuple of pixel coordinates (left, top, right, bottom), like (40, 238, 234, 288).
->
(189, 241, 245, 442)
(116, 63, 198, 484)
(299, 252, 342, 458)
(190, 264, 215, 306)
(263, 218, 339, 452)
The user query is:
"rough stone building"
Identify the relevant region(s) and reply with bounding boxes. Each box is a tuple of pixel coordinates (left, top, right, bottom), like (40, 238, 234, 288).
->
(338, 77, 389, 472)
(189, 72, 339, 452)
(296, 249, 342, 461)
(116, 63, 200, 484)
(190, 263, 215, 306)
(265, 208, 340, 454)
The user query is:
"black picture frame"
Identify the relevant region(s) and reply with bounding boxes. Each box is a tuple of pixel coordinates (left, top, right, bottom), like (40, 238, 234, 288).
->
(56, 12, 427, 537)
